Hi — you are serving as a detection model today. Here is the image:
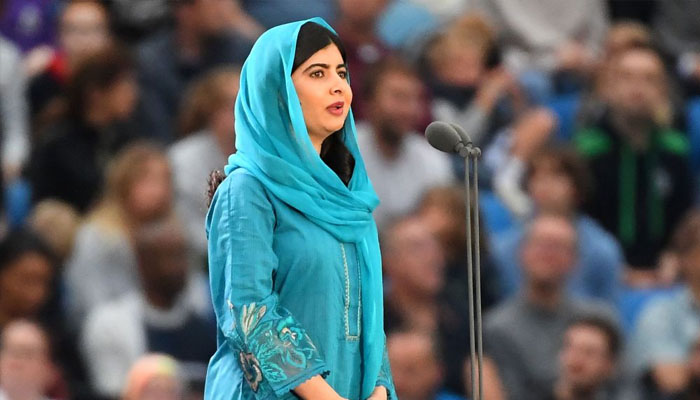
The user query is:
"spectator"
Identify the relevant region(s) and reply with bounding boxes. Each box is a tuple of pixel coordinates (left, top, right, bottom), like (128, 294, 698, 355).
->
(424, 14, 521, 148)
(0, 320, 56, 400)
(576, 21, 655, 131)
(122, 354, 183, 400)
(334, 0, 390, 119)
(27, 0, 111, 120)
(652, 0, 700, 98)
(387, 330, 464, 400)
(491, 146, 623, 304)
(475, 0, 608, 101)
(64, 142, 173, 326)
(628, 210, 700, 397)
(29, 45, 140, 213)
(356, 57, 453, 228)
(484, 213, 616, 400)
(169, 67, 239, 264)
(0, 229, 55, 329)
(422, 13, 561, 183)
(81, 216, 214, 398)
(0, 34, 29, 181)
(574, 44, 694, 275)
(549, 315, 622, 400)
(135, 0, 252, 143)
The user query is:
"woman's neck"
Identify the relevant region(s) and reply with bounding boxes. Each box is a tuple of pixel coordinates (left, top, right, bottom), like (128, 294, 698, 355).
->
(309, 132, 325, 154)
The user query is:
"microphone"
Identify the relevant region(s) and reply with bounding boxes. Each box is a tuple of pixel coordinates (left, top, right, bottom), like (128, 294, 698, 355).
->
(450, 123, 472, 145)
(425, 121, 466, 154)
(425, 120, 484, 400)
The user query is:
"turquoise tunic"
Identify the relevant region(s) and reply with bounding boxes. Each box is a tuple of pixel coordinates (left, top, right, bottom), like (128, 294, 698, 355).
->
(204, 169, 394, 399)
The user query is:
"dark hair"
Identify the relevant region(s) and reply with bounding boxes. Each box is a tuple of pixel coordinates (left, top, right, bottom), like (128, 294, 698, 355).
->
(207, 22, 355, 205)
(0, 229, 56, 274)
(568, 314, 622, 360)
(523, 146, 593, 206)
(66, 44, 134, 121)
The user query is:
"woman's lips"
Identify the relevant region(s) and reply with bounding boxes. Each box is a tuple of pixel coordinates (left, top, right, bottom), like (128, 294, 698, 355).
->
(326, 101, 344, 116)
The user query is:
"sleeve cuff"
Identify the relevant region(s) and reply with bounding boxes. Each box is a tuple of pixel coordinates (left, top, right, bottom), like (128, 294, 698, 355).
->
(273, 363, 330, 397)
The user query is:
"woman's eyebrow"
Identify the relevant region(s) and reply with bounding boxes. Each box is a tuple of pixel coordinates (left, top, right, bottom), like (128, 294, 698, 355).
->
(302, 63, 348, 72)
(303, 63, 329, 72)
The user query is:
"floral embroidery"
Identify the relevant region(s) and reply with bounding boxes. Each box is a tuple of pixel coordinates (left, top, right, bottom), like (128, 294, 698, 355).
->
(239, 351, 263, 392)
(235, 302, 324, 388)
(241, 302, 267, 335)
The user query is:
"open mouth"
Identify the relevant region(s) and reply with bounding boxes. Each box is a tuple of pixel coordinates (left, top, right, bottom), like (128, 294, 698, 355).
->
(327, 101, 344, 116)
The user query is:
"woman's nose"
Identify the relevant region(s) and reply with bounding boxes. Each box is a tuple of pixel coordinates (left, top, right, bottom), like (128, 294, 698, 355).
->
(330, 76, 345, 94)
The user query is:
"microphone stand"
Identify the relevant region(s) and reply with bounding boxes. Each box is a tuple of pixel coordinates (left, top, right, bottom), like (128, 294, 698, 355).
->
(457, 142, 483, 400)
(424, 121, 484, 399)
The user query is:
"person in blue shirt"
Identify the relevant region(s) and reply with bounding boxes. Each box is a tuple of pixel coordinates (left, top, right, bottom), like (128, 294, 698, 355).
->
(204, 18, 395, 400)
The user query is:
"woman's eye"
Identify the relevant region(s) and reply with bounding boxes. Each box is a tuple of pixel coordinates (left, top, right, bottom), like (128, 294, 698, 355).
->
(338, 70, 347, 79)
(311, 70, 324, 78)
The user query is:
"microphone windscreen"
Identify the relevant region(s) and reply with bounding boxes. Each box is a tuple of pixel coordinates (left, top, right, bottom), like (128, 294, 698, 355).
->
(425, 121, 462, 153)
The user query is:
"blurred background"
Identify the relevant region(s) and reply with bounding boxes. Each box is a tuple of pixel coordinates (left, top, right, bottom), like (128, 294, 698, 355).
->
(0, 0, 699, 399)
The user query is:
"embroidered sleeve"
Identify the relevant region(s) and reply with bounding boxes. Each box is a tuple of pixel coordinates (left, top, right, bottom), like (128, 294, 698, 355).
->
(207, 173, 328, 397)
(233, 302, 328, 396)
(375, 337, 396, 399)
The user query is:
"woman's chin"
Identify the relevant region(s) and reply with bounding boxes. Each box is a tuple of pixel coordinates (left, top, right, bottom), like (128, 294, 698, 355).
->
(324, 122, 346, 134)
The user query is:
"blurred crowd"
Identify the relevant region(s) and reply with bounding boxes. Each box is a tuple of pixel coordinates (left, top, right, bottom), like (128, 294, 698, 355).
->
(0, 0, 700, 399)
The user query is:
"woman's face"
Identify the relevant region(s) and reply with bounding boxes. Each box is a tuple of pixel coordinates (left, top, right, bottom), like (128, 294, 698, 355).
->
(291, 44, 352, 151)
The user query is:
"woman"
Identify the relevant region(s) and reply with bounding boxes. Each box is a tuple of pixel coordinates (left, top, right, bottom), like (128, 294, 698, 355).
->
(205, 18, 395, 399)
(64, 142, 176, 326)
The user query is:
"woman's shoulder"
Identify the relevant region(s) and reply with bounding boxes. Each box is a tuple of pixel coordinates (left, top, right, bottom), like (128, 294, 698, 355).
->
(217, 169, 269, 198)
(209, 169, 276, 217)
(206, 169, 277, 236)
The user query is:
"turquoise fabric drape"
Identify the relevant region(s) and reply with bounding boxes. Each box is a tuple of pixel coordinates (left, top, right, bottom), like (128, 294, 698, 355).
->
(211, 17, 387, 398)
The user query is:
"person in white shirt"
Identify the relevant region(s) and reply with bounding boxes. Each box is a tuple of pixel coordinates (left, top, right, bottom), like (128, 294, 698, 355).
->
(80, 216, 213, 398)
(356, 57, 453, 228)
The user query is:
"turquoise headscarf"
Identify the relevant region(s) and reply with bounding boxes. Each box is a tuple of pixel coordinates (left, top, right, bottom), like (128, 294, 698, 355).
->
(224, 18, 384, 397)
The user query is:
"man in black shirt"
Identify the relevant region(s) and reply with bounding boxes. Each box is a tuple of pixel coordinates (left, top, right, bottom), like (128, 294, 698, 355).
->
(575, 44, 694, 274)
